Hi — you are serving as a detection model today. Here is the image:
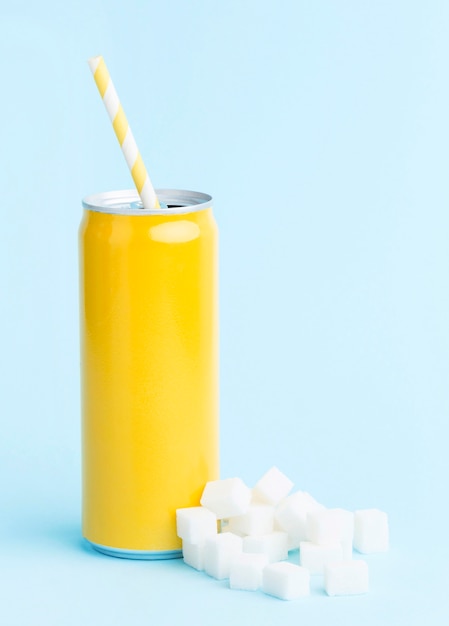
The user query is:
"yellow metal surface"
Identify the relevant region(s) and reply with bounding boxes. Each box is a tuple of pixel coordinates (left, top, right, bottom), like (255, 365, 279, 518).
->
(79, 207, 219, 551)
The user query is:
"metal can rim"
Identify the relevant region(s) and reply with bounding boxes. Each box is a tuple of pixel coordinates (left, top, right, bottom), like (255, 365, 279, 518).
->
(82, 188, 213, 216)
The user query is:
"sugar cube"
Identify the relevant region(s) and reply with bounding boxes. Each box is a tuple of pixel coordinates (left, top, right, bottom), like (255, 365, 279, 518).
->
(229, 553, 269, 591)
(324, 560, 369, 596)
(227, 504, 274, 536)
(204, 532, 243, 580)
(299, 541, 343, 575)
(200, 478, 251, 519)
(182, 540, 205, 571)
(253, 467, 294, 506)
(243, 531, 288, 563)
(262, 562, 310, 600)
(353, 509, 389, 554)
(178, 471, 386, 602)
(274, 491, 325, 549)
(176, 506, 217, 544)
(306, 509, 341, 545)
(333, 508, 354, 560)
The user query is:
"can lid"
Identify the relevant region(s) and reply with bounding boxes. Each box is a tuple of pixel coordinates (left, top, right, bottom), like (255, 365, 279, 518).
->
(82, 189, 212, 215)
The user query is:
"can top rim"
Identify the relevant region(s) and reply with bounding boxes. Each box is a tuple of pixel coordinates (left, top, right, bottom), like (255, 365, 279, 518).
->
(82, 189, 213, 215)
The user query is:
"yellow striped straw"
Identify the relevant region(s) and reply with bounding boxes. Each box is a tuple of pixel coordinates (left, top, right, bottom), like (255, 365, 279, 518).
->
(88, 55, 160, 210)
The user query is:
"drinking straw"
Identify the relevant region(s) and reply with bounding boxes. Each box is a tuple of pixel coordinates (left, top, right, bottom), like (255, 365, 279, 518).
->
(88, 55, 160, 209)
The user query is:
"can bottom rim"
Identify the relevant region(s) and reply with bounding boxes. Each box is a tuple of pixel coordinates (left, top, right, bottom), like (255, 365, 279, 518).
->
(86, 539, 182, 560)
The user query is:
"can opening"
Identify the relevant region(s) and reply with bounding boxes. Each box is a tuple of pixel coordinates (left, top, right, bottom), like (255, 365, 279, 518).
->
(82, 190, 212, 215)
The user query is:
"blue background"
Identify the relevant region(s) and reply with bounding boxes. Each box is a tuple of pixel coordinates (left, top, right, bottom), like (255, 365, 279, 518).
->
(1, 0, 448, 623)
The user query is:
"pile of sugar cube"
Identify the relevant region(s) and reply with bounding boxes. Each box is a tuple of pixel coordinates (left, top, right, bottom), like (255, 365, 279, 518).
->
(176, 467, 389, 600)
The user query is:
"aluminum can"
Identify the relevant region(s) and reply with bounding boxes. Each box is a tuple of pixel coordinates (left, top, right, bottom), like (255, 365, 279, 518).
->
(79, 189, 219, 559)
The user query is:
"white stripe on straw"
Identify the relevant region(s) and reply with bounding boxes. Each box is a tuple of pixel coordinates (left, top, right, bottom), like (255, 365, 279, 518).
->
(88, 55, 160, 210)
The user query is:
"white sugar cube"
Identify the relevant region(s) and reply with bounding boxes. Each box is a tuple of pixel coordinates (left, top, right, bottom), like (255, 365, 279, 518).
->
(324, 560, 369, 596)
(179, 474, 386, 601)
(182, 540, 205, 571)
(253, 467, 294, 506)
(333, 509, 354, 560)
(176, 506, 217, 544)
(306, 509, 342, 545)
(229, 553, 269, 591)
(262, 562, 310, 600)
(353, 509, 389, 554)
(200, 478, 251, 519)
(204, 532, 243, 579)
(227, 504, 274, 536)
(243, 531, 288, 563)
(275, 491, 325, 549)
(299, 541, 344, 575)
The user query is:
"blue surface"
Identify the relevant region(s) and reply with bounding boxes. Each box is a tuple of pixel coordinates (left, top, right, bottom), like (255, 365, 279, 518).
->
(1, 1, 448, 623)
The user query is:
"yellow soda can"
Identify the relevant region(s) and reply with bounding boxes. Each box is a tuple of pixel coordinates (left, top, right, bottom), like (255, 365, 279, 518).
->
(79, 189, 219, 559)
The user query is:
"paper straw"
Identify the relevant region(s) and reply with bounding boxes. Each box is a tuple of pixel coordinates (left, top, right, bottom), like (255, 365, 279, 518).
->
(88, 55, 160, 210)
